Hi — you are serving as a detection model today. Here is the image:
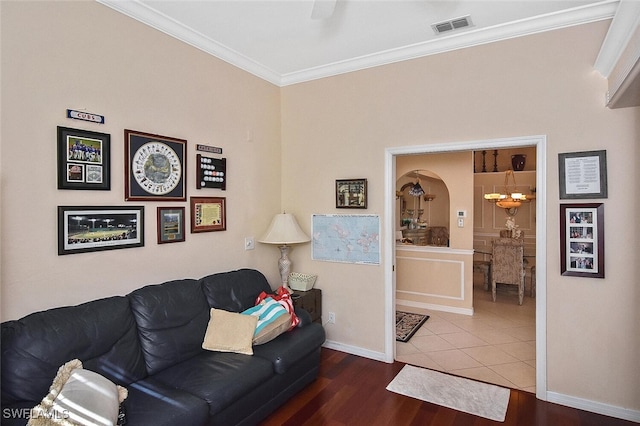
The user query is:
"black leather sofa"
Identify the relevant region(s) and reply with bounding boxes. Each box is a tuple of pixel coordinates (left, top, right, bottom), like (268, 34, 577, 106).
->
(1, 269, 326, 425)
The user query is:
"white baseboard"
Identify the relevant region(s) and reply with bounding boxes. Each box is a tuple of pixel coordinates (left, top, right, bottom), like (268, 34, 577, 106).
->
(322, 340, 388, 363)
(396, 298, 474, 316)
(547, 391, 640, 423)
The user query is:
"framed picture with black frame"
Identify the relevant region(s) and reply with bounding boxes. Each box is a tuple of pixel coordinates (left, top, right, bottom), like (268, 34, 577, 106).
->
(57, 126, 110, 190)
(336, 179, 367, 209)
(560, 203, 604, 278)
(58, 206, 144, 255)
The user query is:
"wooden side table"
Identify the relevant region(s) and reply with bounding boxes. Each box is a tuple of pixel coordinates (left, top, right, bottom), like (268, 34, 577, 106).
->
(291, 288, 322, 324)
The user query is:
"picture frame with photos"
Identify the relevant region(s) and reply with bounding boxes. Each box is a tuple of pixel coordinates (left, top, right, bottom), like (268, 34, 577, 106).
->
(57, 126, 110, 190)
(560, 203, 604, 278)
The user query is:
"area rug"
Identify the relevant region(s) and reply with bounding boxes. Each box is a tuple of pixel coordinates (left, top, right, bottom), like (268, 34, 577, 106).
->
(396, 311, 429, 342)
(386, 365, 510, 422)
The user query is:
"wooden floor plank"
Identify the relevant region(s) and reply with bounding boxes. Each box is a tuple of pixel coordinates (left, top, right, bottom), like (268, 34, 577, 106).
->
(260, 348, 636, 425)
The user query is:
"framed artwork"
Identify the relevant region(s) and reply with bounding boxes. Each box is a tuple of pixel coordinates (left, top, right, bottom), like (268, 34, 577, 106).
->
(124, 129, 186, 201)
(58, 206, 144, 255)
(196, 154, 226, 190)
(57, 126, 110, 190)
(560, 203, 604, 278)
(190, 197, 226, 233)
(157, 207, 185, 244)
(559, 150, 607, 199)
(336, 179, 367, 209)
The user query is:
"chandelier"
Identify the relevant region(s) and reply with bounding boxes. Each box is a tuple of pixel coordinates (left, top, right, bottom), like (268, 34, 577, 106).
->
(484, 170, 534, 215)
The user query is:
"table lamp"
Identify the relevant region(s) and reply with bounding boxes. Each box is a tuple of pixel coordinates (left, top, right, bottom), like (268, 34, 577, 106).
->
(258, 213, 310, 289)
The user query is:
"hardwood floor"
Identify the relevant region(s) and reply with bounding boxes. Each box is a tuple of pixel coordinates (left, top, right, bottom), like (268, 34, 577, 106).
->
(260, 348, 635, 426)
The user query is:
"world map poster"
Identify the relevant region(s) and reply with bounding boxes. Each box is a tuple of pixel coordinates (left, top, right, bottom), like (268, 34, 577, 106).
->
(311, 214, 380, 265)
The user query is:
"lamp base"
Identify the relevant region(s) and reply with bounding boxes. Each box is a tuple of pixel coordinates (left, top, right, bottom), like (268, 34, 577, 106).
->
(278, 245, 292, 291)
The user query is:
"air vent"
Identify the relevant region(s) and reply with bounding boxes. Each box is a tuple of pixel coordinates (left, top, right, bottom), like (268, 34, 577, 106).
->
(431, 15, 473, 35)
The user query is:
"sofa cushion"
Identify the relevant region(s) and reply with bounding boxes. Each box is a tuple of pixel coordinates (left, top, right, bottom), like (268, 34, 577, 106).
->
(252, 322, 326, 374)
(1, 296, 146, 406)
(202, 308, 257, 355)
(30, 359, 126, 426)
(128, 279, 210, 375)
(123, 377, 209, 426)
(200, 268, 272, 312)
(151, 351, 274, 417)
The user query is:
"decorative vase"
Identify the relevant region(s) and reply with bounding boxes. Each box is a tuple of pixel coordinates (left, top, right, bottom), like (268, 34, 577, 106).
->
(511, 154, 526, 171)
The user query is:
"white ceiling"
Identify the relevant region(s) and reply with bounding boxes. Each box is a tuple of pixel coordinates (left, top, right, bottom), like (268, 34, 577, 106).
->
(98, 0, 620, 86)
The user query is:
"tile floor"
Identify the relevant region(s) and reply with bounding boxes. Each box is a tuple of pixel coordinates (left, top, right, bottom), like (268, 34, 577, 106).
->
(396, 274, 536, 393)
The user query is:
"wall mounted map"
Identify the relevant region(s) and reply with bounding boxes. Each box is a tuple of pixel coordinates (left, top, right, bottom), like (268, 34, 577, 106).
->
(312, 214, 380, 265)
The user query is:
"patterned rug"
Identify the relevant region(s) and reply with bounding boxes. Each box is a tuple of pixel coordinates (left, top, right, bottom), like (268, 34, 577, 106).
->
(396, 311, 429, 342)
(386, 365, 510, 422)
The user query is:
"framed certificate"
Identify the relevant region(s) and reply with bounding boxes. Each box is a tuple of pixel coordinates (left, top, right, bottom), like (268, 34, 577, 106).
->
(124, 129, 186, 201)
(190, 197, 226, 233)
(558, 150, 607, 199)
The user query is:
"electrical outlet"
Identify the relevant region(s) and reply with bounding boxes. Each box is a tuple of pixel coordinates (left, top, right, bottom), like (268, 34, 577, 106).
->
(244, 237, 255, 250)
(328, 312, 336, 324)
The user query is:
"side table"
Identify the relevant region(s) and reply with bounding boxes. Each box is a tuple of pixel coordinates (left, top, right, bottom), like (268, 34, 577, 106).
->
(291, 288, 322, 324)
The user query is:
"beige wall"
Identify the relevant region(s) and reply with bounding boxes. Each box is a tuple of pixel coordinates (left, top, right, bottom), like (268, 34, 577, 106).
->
(0, 1, 283, 320)
(2, 1, 639, 417)
(281, 21, 639, 413)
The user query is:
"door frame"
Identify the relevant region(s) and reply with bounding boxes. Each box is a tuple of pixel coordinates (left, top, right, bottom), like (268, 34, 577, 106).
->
(384, 135, 547, 401)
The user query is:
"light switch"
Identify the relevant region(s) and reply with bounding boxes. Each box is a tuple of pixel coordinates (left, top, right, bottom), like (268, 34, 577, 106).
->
(457, 218, 464, 228)
(245, 237, 255, 250)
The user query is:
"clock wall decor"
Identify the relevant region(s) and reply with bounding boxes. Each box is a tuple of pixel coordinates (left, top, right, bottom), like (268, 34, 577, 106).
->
(124, 129, 186, 201)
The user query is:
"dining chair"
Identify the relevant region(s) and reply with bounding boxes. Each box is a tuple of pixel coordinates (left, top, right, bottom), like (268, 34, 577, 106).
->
(491, 237, 525, 305)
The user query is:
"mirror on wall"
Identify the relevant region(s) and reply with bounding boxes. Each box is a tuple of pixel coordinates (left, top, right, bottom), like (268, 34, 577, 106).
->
(396, 170, 450, 246)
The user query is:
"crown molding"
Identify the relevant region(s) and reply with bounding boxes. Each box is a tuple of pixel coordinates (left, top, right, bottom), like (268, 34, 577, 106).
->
(594, 0, 640, 77)
(96, 0, 282, 85)
(97, 0, 618, 88)
(281, 1, 618, 86)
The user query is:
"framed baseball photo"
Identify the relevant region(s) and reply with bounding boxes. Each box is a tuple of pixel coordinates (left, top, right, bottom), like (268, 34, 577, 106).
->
(58, 206, 144, 255)
(57, 127, 110, 190)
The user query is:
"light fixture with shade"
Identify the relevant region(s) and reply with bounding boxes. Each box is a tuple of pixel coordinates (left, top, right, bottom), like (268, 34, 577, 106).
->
(408, 171, 425, 197)
(484, 170, 535, 215)
(258, 213, 310, 289)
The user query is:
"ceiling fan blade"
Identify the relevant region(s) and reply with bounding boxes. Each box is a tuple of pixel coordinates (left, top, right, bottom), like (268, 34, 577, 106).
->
(311, 0, 337, 20)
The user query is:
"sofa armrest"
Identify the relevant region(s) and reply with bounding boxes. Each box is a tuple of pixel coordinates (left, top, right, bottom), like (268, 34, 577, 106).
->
(294, 307, 313, 327)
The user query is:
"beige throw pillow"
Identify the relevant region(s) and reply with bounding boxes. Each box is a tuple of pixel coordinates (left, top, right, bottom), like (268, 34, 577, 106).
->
(202, 308, 258, 355)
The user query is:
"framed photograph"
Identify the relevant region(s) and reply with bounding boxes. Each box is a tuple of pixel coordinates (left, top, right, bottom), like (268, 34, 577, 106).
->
(558, 150, 607, 199)
(560, 203, 604, 278)
(157, 207, 185, 244)
(58, 206, 144, 255)
(124, 129, 186, 201)
(57, 126, 110, 190)
(336, 179, 367, 209)
(190, 197, 226, 233)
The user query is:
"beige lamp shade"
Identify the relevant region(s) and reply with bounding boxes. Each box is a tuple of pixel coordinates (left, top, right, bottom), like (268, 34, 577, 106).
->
(259, 213, 310, 245)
